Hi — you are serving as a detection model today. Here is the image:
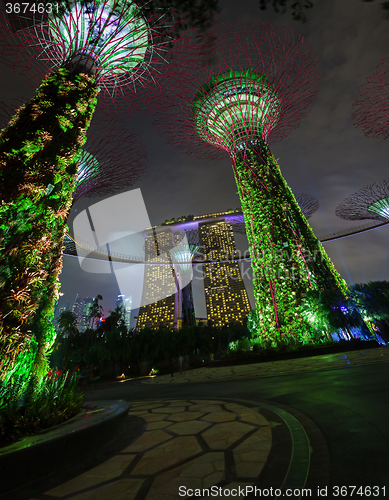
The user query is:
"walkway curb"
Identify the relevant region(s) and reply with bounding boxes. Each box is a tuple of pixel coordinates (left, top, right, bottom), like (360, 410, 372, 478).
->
(0, 400, 130, 495)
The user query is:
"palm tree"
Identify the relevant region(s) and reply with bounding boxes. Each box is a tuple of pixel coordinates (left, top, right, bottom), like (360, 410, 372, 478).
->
(87, 295, 103, 330)
(56, 310, 79, 366)
(101, 305, 126, 333)
(57, 310, 78, 337)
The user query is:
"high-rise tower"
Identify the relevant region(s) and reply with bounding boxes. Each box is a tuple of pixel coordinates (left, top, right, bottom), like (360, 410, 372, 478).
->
(72, 295, 94, 332)
(199, 219, 251, 327)
(136, 227, 181, 329)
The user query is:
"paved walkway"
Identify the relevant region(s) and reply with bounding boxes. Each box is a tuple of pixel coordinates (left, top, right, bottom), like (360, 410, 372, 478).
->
(141, 346, 389, 384)
(17, 346, 388, 499)
(34, 398, 327, 500)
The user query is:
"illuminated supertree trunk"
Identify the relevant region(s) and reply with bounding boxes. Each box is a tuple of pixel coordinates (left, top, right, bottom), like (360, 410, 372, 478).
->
(0, 69, 97, 377)
(0, 0, 190, 378)
(181, 283, 195, 327)
(155, 23, 347, 344)
(0, 102, 147, 202)
(231, 145, 344, 337)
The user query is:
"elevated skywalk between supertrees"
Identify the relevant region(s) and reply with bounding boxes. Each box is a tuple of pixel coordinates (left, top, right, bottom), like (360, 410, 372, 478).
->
(64, 206, 389, 264)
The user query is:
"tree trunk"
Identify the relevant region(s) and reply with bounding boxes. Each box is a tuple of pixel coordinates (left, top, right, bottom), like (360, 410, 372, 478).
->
(0, 68, 98, 381)
(232, 146, 347, 344)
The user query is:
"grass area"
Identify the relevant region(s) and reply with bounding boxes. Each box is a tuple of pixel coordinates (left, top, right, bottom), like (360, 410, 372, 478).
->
(0, 369, 83, 448)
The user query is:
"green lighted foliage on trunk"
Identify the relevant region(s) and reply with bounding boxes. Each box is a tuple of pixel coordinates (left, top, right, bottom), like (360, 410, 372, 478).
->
(0, 68, 98, 381)
(233, 146, 347, 345)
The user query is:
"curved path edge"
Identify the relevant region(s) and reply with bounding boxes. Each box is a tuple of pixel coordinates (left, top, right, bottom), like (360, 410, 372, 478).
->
(0, 400, 131, 495)
(1, 397, 329, 500)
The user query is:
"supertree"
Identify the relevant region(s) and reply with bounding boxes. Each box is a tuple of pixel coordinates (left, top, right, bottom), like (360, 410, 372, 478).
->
(154, 22, 347, 345)
(353, 58, 389, 139)
(170, 243, 200, 327)
(295, 193, 319, 219)
(335, 179, 389, 222)
(0, 101, 147, 201)
(74, 117, 147, 199)
(0, 0, 199, 379)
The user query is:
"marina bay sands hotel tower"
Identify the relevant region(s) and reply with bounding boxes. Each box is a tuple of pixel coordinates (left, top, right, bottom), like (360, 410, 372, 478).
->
(136, 212, 251, 329)
(199, 218, 251, 328)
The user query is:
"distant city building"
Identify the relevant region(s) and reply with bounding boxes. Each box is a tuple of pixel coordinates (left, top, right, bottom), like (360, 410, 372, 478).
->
(116, 294, 132, 328)
(124, 296, 132, 328)
(72, 295, 94, 332)
(72, 294, 83, 330)
(136, 228, 181, 329)
(116, 294, 125, 308)
(199, 219, 251, 327)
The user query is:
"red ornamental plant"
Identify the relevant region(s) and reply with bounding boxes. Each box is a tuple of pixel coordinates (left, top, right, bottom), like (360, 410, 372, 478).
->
(0, 366, 83, 447)
(353, 58, 389, 140)
(154, 22, 347, 344)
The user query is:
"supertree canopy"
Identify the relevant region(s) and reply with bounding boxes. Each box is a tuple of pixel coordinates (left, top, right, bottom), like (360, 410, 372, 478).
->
(335, 179, 389, 222)
(0, 0, 194, 380)
(170, 243, 200, 327)
(353, 58, 389, 140)
(2, 0, 175, 100)
(295, 193, 319, 219)
(74, 120, 146, 200)
(154, 22, 347, 345)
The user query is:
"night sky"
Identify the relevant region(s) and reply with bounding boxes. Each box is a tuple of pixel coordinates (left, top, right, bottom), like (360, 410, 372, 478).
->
(2, 0, 389, 320)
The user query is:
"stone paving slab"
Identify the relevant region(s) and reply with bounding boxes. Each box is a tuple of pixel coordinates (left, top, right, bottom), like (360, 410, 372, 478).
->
(141, 347, 389, 384)
(31, 398, 328, 500)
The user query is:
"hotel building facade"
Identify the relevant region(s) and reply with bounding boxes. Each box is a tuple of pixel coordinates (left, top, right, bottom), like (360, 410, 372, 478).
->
(136, 211, 251, 329)
(199, 219, 251, 328)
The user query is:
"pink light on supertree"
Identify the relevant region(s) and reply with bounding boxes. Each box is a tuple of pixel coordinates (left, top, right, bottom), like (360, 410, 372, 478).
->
(74, 117, 146, 199)
(154, 22, 347, 344)
(225, 193, 319, 236)
(335, 179, 389, 222)
(353, 58, 389, 139)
